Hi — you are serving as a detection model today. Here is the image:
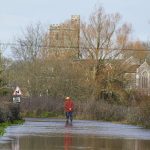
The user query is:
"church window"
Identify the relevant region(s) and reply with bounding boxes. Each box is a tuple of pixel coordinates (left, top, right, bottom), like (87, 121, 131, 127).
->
(141, 71, 148, 88)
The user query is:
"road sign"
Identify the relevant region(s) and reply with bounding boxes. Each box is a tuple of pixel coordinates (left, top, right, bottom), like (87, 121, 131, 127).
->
(13, 86, 22, 96)
(13, 86, 22, 103)
(13, 96, 21, 103)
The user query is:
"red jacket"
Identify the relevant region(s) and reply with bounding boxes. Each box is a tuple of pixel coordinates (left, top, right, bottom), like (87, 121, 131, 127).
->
(64, 99, 74, 112)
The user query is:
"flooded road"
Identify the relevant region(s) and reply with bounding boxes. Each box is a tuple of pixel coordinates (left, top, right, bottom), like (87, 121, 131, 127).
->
(1, 118, 150, 149)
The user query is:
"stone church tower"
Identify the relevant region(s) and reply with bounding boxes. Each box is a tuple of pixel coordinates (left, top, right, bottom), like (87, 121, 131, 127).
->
(49, 15, 80, 58)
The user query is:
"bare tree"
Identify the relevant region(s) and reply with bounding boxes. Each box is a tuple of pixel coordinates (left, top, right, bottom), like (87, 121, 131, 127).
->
(81, 6, 132, 101)
(12, 23, 45, 62)
(129, 41, 150, 62)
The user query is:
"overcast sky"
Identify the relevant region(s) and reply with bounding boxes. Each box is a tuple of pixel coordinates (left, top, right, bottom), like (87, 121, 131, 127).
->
(0, 0, 150, 44)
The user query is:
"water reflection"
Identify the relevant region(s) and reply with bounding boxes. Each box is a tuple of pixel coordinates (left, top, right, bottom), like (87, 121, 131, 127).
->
(64, 132, 72, 150)
(64, 123, 73, 150)
(1, 119, 150, 150)
(11, 137, 19, 150)
(1, 132, 150, 150)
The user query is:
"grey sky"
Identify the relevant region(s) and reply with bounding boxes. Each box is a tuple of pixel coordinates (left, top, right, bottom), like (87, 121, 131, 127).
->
(0, 0, 150, 43)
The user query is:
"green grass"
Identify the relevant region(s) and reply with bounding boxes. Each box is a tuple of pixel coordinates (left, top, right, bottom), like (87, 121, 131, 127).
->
(0, 119, 25, 135)
(24, 111, 64, 118)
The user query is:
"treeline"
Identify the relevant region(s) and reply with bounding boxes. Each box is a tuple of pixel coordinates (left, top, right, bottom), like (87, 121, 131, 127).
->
(0, 5, 150, 127)
(19, 95, 150, 128)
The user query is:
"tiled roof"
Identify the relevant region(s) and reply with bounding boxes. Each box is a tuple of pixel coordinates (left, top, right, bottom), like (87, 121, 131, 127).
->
(126, 65, 140, 73)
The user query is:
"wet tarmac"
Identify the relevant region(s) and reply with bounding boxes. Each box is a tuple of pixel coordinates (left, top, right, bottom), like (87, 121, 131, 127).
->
(0, 118, 150, 150)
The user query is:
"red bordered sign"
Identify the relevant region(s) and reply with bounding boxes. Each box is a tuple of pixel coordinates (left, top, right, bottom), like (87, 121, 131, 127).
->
(13, 86, 22, 96)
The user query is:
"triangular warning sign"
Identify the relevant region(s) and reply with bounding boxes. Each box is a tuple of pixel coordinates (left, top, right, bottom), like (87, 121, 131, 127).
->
(13, 86, 22, 96)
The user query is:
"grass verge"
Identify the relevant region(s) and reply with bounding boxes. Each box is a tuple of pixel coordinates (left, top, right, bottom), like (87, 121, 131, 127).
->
(0, 119, 25, 135)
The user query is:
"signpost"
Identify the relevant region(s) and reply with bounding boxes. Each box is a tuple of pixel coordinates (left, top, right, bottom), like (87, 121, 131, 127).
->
(12, 86, 22, 120)
(13, 96, 21, 103)
(12, 86, 22, 103)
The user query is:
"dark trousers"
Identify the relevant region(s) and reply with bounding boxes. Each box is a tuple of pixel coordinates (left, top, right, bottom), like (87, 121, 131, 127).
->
(66, 112, 73, 122)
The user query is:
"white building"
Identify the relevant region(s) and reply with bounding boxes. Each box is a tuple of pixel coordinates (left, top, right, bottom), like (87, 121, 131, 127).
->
(125, 59, 150, 95)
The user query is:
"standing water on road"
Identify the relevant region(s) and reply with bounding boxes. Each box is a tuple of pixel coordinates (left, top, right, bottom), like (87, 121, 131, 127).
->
(0, 118, 150, 149)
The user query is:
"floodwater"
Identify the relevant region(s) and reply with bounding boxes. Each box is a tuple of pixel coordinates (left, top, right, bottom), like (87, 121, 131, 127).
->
(1, 118, 150, 150)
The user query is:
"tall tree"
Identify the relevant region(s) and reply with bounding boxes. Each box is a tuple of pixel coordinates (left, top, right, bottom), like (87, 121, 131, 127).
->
(131, 41, 150, 63)
(81, 6, 132, 101)
(12, 23, 45, 62)
(0, 48, 11, 95)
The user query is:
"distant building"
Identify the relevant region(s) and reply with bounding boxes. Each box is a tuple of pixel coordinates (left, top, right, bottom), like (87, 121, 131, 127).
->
(49, 15, 80, 58)
(48, 16, 150, 95)
(125, 57, 150, 95)
(136, 61, 150, 95)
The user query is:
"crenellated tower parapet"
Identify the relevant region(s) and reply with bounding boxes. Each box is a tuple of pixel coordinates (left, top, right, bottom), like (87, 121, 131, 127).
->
(49, 15, 80, 58)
